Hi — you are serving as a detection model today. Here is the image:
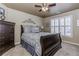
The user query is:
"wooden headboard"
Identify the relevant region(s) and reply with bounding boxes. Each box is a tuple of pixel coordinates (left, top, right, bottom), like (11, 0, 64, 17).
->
(21, 25, 24, 36)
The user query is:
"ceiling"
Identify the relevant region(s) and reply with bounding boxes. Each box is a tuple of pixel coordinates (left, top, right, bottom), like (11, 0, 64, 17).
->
(3, 3, 79, 18)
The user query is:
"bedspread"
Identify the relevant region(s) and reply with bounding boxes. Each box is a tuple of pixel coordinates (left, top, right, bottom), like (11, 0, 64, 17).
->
(21, 32, 52, 56)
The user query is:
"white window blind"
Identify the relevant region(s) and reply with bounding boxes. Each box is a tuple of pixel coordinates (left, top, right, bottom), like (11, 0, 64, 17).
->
(51, 15, 72, 37)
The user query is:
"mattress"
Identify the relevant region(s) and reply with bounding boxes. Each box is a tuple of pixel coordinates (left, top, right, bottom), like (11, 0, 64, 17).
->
(21, 32, 52, 56)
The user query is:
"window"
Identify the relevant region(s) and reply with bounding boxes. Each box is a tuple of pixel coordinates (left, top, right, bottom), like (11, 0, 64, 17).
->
(51, 15, 72, 37)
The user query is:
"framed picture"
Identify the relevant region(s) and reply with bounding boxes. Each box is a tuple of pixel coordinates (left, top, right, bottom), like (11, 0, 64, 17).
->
(0, 7, 5, 20)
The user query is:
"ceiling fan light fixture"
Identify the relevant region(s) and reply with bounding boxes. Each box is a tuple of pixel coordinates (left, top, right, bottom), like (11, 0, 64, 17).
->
(42, 7, 48, 12)
(35, 3, 56, 12)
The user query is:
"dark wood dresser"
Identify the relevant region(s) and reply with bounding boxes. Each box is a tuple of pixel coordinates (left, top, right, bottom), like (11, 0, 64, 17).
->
(0, 20, 15, 55)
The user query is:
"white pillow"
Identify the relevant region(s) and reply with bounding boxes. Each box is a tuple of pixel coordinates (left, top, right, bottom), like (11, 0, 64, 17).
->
(31, 26, 40, 33)
(23, 25, 31, 33)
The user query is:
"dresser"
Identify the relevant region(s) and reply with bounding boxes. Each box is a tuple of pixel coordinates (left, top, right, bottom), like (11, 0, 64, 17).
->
(0, 20, 15, 55)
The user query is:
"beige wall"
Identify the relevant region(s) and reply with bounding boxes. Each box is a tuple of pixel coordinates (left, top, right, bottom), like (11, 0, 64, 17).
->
(43, 9, 79, 45)
(0, 4, 43, 45)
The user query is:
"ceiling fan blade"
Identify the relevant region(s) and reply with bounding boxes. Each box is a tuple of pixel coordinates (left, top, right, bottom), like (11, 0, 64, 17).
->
(49, 3, 56, 7)
(42, 3, 45, 7)
(42, 3, 48, 7)
(39, 9, 42, 12)
(35, 5, 42, 7)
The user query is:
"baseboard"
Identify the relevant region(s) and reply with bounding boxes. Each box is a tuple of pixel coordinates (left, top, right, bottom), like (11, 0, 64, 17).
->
(15, 42, 20, 45)
(63, 40, 79, 46)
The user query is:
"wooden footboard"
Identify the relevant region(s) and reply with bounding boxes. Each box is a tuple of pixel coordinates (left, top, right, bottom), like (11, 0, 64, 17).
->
(40, 33, 62, 56)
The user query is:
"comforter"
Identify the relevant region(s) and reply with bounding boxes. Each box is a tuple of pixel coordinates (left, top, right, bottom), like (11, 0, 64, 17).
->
(21, 32, 52, 56)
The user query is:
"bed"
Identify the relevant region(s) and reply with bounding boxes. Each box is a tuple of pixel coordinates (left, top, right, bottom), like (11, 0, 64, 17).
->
(21, 25, 62, 56)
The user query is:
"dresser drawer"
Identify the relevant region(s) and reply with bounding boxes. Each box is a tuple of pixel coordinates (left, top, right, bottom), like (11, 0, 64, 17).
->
(0, 35, 9, 40)
(0, 36, 6, 42)
(0, 46, 5, 52)
(0, 42, 5, 46)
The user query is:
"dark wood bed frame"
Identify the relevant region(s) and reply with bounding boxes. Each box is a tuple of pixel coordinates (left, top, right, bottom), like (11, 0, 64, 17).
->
(20, 25, 62, 56)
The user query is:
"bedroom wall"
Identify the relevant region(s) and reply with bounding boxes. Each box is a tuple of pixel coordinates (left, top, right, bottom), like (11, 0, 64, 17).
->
(0, 4, 43, 45)
(43, 9, 79, 45)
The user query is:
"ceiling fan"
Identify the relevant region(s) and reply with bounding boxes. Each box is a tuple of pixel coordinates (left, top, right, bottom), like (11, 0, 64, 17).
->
(34, 3, 56, 12)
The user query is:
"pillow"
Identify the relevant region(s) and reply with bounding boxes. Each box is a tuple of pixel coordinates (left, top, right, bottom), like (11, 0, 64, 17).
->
(23, 25, 31, 33)
(31, 26, 40, 33)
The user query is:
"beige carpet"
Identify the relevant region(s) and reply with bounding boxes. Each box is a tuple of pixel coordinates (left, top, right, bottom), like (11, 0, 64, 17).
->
(2, 42, 79, 56)
(54, 43, 79, 56)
